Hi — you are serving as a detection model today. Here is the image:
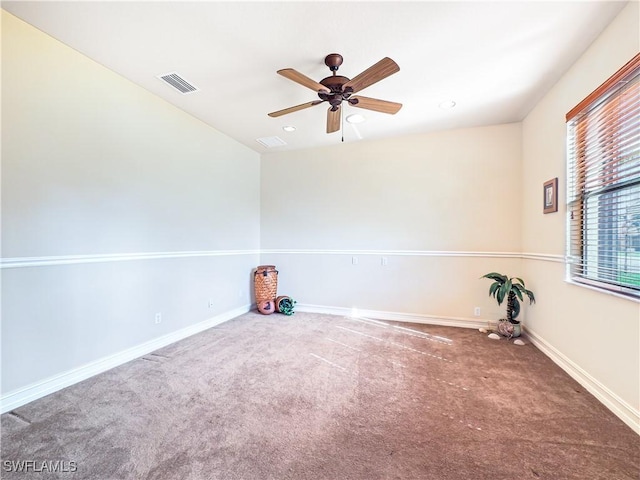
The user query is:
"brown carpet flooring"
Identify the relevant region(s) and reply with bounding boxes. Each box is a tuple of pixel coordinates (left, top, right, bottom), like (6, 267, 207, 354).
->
(1, 311, 638, 479)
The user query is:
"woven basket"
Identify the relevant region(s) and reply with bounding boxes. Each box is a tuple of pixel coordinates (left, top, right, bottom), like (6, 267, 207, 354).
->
(254, 265, 278, 302)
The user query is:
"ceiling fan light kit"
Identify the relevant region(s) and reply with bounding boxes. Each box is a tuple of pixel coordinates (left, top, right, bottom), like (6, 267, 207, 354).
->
(268, 53, 402, 135)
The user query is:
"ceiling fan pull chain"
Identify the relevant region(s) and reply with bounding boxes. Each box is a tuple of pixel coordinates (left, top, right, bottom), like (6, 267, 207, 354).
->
(341, 103, 345, 143)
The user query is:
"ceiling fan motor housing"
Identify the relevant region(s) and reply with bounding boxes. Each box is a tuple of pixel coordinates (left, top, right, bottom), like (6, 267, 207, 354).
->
(319, 53, 353, 109)
(319, 75, 351, 109)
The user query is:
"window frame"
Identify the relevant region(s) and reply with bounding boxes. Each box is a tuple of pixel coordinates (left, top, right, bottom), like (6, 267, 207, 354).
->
(565, 53, 640, 300)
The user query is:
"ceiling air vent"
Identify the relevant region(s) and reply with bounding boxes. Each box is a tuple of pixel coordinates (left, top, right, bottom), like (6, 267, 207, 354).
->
(256, 136, 287, 148)
(158, 72, 199, 94)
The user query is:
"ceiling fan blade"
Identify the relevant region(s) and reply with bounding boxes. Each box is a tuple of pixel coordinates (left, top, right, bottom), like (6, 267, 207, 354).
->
(277, 68, 330, 93)
(350, 96, 402, 114)
(268, 100, 323, 118)
(327, 106, 341, 133)
(342, 57, 400, 94)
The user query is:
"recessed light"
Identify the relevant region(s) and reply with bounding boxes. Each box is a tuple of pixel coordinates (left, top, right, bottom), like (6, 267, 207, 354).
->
(282, 125, 296, 132)
(346, 114, 366, 124)
(439, 100, 457, 109)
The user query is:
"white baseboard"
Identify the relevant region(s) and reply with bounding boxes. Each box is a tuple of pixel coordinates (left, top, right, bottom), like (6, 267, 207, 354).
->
(299, 303, 639, 435)
(523, 329, 640, 435)
(0, 305, 251, 414)
(297, 303, 491, 329)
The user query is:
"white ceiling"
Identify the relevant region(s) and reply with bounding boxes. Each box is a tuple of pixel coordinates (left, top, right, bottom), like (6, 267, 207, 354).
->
(3, 1, 629, 154)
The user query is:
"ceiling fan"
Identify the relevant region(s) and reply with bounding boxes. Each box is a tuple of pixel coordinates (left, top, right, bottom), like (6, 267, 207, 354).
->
(268, 53, 402, 134)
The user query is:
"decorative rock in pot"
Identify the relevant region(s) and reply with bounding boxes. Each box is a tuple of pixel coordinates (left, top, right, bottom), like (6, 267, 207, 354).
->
(497, 319, 522, 338)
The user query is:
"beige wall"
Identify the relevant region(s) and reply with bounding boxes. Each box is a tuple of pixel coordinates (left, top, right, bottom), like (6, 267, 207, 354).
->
(261, 124, 523, 321)
(521, 1, 639, 429)
(1, 12, 261, 395)
(262, 124, 522, 252)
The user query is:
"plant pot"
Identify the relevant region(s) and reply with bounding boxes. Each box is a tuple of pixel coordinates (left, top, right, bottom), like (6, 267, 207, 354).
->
(497, 320, 521, 338)
(275, 295, 296, 316)
(275, 295, 290, 313)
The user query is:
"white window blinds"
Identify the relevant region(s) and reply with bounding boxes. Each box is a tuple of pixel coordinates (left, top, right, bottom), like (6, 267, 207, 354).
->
(566, 53, 640, 298)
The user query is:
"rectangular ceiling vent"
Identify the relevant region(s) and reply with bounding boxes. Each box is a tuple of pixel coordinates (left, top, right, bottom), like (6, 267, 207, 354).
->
(157, 72, 199, 94)
(256, 136, 287, 148)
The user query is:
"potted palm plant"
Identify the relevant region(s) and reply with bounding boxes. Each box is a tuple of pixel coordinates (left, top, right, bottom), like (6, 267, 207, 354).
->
(481, 272, 535, 338)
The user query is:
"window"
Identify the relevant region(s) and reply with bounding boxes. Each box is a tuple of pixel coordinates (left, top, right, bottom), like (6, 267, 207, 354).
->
(566, 53, 640, 299)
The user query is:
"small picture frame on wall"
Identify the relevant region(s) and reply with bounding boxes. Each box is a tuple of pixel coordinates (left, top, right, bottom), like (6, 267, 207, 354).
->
(543, 178, 558, 214)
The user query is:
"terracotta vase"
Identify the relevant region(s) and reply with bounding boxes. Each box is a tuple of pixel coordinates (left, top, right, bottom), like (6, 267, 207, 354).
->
(257, 299, 275, 315)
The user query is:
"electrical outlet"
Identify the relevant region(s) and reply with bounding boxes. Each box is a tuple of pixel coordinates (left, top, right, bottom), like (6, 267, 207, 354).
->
(474, 307, 481, 317)
(155, 312, 162, 324)
(208, 299, 215, 308)
(352, 256, 358, 265)
(381, 256, 388, 266)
